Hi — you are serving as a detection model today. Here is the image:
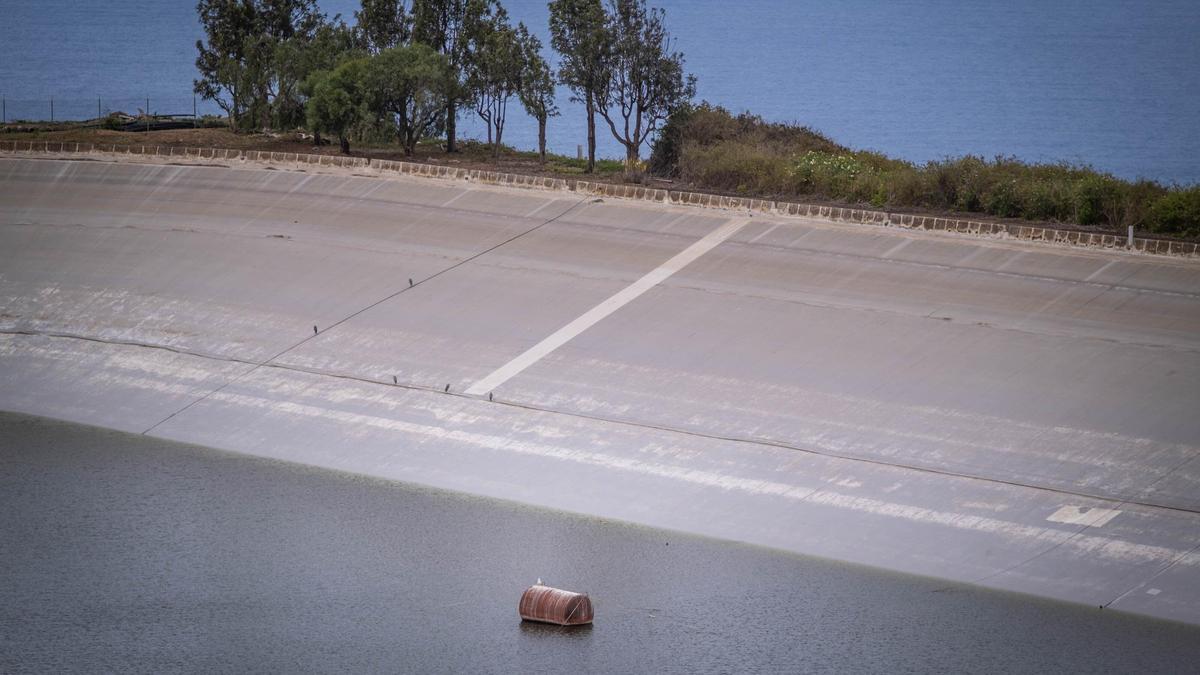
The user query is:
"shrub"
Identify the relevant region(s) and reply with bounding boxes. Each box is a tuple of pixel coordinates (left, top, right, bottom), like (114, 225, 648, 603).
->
(1146, 186, 1200, 238)
(647, 102, 1198, 237)
(647, 103, 693, 177)
(1073, 174, 1116, 226)
(789, 151, 873, 198)
(683, 143, 791, 195)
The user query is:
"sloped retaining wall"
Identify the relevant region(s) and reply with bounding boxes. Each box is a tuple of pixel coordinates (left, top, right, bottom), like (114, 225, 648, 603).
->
(2, 140, 1195, 258)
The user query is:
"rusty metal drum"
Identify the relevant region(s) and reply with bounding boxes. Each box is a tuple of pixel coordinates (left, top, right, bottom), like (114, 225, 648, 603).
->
(518, 584, 594, 626)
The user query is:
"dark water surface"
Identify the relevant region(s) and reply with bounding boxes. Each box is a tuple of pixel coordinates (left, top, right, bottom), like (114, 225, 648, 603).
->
(2, 412, 1198, 673)
(1, 1, 1198, 183)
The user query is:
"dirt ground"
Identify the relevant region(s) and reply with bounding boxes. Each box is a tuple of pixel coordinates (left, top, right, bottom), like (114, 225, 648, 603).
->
(0, 125, 633, 184)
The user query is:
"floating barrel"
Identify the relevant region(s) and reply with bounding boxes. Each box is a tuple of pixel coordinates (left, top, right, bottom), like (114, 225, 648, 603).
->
(518, 584, 593, 626)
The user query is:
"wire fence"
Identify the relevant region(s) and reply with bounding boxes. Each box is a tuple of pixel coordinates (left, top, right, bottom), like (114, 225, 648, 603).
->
(0, 95, 223, 124)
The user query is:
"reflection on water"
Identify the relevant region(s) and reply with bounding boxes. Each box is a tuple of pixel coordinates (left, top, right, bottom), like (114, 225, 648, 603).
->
(1, 411, 1197, 673)
(519, 621, 594, 639)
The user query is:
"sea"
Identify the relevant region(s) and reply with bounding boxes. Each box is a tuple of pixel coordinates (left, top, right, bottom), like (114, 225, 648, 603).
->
(3, 412, 1199, 672)
(1, 0, 1198, 184)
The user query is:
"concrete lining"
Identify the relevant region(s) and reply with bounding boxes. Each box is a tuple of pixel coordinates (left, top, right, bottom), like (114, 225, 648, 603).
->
(2, 156, 1198, 625)
(3, 140, 1195, 257)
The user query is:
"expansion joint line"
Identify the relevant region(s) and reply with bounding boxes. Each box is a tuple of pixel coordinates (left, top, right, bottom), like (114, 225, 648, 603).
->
(137, 195, 591, 436)
(957, 443, 1200, 598)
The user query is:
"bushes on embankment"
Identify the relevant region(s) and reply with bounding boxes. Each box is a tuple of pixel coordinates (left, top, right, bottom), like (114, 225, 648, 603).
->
(649, 104, 1200, 238)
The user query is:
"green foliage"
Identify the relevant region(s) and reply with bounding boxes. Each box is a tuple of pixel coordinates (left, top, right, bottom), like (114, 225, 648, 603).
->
(463, 1, 524, 158)
(548, 0, 610, 98)
(101, 114, 126, 131)
(515, 24, 557, 162)
(366, 43, 456, 154)
(648, 103, 1198, 237)
(646, 102, 691, 177)
(548, 0, 609, 171)
(194, 0, 329, 132)
(1146, 186, 1200, 238)
(274, 18, 362, 129)
(789, 151, 874, 196)
(355, 0, 409, 53)
(304, 58, 370, 153)
(597, 0, 696, 167)
(410, 0, 477, 151)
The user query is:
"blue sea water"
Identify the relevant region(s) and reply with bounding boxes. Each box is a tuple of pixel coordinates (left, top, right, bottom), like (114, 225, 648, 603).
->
(1, 0, 1197, 183)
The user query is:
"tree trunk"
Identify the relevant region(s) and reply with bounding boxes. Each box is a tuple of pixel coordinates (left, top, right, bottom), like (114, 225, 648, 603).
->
(625, 143, 639, 175)
(228, 89, 240, 133)
(446, 99, 457, 153)
(259, 86, 271, 131)
(494, 121, 502, 162)
(538, 115, 547, 165)
(339, 134, 350, 155)
(313, 130, 322, 146)
(585, 93, 596, 174)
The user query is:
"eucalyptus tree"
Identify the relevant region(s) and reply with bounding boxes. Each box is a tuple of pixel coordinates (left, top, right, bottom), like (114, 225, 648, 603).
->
(596, 0, 695, 170)
(246, 0, 326, 129)
(515, 25, 557, 164)
(275, 17, 361, 129)
(463, 2, 526, 159)
(194, 0, 258, 131)
(366, 44, 456, 155)
(355, 0, 410, 53)
(195, 0, 328, 131)
(548, 0, 610, 173)
(411, 0, 483, 152)
(305, 58, 370, 154)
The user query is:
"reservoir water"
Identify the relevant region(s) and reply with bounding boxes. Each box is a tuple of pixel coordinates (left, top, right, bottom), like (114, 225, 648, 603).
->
(1, 0, 1197, 183)
(2, 412, 1198, 672)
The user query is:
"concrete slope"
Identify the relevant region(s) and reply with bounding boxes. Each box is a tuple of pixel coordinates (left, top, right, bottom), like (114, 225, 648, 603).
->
(1, 157, 1198, 624)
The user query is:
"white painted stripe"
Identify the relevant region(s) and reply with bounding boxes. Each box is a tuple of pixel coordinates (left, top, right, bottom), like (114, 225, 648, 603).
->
(880, 238, 912, 259)
(1083, 259, 1118, 282)
(466, 218, 751, 395)
(439, 189, 470, 209)
(1047, 505, 1122, 528)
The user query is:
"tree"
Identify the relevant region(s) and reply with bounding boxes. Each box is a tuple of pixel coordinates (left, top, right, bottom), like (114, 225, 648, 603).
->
(305, 59, 370, 154)
(549, 0, 610, 173)
(194, 0, 258, 132)
(596, 0, 695, 171)
(275, 17, 361, 130)
(365, 44, 455, 155)
(247, 0, 326, 129)
(195, 0, 328, 132)
(516, 25, 557, 164)
(355, 0, 409, 53)
(411, 0, 482, 153)
(463, 3, 524, 159)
